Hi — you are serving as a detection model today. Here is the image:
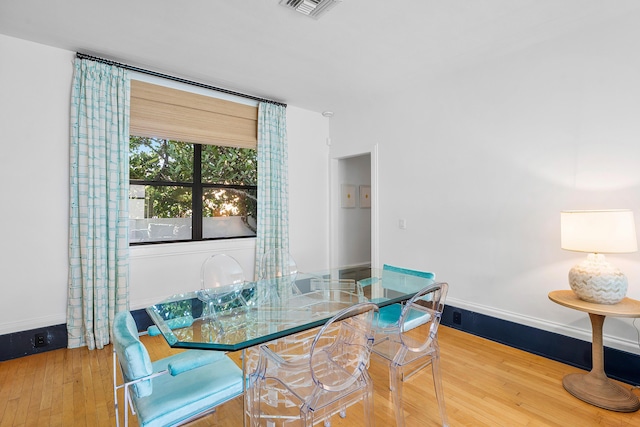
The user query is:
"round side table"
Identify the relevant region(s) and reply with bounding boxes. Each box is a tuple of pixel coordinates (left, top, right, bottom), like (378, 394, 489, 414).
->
(548, 290, 640, 412)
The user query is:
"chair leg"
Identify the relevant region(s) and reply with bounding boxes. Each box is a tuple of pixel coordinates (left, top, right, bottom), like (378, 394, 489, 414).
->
(431, 354, 449, 427)
(301, 404, 313, 427)
(390, 363, 406, 427)
(362, 376, 375, 427)
(113, 350, 120, 427)
(123, 387, 130, 427)
(247, 377, 262, 427)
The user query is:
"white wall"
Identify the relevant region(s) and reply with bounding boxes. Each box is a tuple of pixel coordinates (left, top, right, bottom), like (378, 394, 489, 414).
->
(0, 34, 330, 333)
(287, 108, 331, 273)
(330, 11, 640, 354)
(0, 35, 73, 335)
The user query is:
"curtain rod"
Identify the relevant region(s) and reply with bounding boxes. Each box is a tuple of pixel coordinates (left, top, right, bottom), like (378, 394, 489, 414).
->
(76, 52, 287, 108)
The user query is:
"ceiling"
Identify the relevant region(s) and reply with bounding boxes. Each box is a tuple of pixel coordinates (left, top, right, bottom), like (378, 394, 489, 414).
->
(1, 0, 639, 113)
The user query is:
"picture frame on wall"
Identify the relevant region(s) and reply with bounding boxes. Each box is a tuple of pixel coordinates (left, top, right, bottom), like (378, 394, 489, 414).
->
(359, 185, 371, 208)
(341, 184, 356, 208)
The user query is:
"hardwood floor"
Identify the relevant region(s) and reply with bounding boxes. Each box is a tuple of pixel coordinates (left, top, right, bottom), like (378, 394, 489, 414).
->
(1, 326, 638, 426)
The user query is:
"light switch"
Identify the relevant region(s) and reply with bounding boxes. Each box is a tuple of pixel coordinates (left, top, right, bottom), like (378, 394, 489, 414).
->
(399, 219, 407, 229)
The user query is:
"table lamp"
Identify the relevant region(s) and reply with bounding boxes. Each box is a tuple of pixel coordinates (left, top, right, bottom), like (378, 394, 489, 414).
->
(560, 210, 637, 304)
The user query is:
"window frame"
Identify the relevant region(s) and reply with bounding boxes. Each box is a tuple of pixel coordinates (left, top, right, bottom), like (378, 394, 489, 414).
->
(129, 141, 258, 245)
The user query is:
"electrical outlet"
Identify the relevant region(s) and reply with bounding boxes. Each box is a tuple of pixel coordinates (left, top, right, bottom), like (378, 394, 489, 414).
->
(34, 333, 47, 348)
(453, 311, 462, 325)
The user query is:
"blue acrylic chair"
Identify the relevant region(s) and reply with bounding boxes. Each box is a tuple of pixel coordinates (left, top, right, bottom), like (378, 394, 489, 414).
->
(112, 311, 244, 427)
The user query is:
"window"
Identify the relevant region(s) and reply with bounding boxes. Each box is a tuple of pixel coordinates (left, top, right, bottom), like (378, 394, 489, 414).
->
(128, 80, 259, 244)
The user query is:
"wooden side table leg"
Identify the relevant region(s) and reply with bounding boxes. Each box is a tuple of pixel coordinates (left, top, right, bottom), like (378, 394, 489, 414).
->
(562, 313, 640, 412)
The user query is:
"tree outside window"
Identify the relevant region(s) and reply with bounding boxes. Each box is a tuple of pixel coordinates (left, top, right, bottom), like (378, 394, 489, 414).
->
(129, 136, 257, 244)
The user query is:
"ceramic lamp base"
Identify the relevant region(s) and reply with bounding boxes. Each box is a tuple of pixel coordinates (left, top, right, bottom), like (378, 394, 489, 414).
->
(568, 253, 627, 304)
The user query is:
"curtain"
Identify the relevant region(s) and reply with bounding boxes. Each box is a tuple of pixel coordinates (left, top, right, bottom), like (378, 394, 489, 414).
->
(255, 103, 289, 278)
(68, 58, 130, 350)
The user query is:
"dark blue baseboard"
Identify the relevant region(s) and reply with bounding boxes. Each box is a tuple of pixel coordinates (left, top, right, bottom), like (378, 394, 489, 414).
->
(131, 308, 154, 331)
(441, 305, 640, 386)
(3, 306, 639, 387)
(0, 310, 156, 362)
(0, 324, 67, 361)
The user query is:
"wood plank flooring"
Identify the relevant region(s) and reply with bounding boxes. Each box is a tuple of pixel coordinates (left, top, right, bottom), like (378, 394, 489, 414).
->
(1, 326, 638, 426)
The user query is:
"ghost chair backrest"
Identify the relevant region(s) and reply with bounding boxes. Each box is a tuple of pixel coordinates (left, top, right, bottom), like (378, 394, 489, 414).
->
(199, 253, 247, 307)
(259, 248, 298, 280)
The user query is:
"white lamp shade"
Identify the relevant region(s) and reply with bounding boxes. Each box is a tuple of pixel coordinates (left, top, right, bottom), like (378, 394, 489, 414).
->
(561, 210, 638, 254)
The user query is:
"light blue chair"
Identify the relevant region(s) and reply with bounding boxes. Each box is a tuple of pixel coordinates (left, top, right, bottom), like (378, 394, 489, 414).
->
(112, 311, 243, 427)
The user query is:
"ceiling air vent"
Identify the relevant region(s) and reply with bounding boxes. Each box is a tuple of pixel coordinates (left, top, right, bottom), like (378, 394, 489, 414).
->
(279, 0, 342, 19)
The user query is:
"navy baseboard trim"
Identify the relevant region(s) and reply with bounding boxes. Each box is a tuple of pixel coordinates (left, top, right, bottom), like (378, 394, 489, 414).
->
(0, 324, 67, 361)
(3, 306, 640, 386)
(441, 305, 640, 386)
(131, 308, 154, 331)
(0, 309, 153, 362)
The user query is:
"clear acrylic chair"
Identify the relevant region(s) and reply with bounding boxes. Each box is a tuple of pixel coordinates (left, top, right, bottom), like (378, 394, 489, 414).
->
(310, 278, 365, 301)
(198, 253, 248, 313)
(112, 311, 243, 427)
(246, 302, 379, 427)
(258, 248, 302, 298)
(372, 283, 449, 427)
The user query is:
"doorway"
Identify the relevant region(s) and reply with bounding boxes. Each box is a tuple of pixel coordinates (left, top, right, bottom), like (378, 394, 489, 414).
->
(330, 145, 378, 269)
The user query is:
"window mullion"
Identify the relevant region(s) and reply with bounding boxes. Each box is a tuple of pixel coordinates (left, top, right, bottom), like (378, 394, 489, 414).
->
(193, 144, 203, 240)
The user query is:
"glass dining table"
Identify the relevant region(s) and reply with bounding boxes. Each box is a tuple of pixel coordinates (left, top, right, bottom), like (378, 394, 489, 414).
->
(146, 265, 436, 426)
(145, 266, 435, 352)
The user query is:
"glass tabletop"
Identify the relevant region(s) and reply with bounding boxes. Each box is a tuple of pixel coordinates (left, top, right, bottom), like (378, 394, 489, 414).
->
(146, 266, 435, 351)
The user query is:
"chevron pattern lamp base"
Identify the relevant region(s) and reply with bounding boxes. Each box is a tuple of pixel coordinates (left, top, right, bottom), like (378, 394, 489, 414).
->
(568, 253, 628, 305)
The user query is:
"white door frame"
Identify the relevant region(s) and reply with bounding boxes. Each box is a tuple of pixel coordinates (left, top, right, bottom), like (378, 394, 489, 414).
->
(329, 144, 379, 269)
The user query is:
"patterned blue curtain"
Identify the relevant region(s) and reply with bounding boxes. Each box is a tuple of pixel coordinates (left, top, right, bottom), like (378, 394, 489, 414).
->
(68, 58, 130, 350)
(255, 103, 289, 278)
